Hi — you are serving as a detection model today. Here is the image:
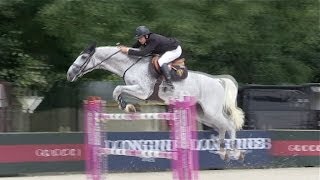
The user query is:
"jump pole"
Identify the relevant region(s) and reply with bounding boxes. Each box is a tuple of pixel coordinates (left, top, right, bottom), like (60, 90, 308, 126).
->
(84, 96, 198, 180)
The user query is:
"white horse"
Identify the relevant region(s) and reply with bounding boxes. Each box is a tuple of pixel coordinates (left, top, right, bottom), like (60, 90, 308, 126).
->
(67, 43, 245, 160)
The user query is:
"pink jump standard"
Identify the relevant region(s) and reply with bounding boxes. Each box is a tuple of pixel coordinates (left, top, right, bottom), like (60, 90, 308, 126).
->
(84, 96, 198, 180)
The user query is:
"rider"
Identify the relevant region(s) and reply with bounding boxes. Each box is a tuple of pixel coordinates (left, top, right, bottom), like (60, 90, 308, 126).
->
(119, 25, 182, 91)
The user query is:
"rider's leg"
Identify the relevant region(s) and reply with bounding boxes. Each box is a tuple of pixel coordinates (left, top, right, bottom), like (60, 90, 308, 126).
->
(158, 46, 182, 90)
(160, 63, 174, 89)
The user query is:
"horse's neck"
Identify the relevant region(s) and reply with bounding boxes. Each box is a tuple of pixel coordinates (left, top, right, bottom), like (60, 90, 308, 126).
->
(94, 47, 130, 77)
(97, 48, 147, 77)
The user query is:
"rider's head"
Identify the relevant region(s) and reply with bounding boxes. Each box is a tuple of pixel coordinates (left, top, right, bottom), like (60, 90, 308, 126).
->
(135, 26, 150, 44)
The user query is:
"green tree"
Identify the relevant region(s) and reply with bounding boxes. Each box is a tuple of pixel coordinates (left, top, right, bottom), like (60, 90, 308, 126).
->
(37, 0, 319, 84)
(0, 0, 49, 91)
(1, 0, 318, 90)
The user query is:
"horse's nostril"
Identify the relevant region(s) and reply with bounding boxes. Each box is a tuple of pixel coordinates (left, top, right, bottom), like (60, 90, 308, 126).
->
(67, 73, 73, 81)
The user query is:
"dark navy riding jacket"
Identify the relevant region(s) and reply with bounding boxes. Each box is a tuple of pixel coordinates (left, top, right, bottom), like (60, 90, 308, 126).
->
(128, 33, 180, 56)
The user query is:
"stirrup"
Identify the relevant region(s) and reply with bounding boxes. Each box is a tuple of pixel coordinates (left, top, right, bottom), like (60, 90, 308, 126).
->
(162, 81, 175, 92)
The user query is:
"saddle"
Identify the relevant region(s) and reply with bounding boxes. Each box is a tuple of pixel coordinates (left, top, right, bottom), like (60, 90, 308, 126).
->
(150, 54, 188, 81)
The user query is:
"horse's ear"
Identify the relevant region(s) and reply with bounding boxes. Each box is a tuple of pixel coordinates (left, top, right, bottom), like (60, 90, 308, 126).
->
(83, 42, 97, 54)
(89, 42, 97, 51)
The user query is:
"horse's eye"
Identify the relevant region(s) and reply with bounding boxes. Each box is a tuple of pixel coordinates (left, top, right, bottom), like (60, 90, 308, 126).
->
(81, 54, 88, 59)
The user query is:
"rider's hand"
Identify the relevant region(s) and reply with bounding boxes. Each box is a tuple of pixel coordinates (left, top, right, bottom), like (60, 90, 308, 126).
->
(119, 46, 129, 54)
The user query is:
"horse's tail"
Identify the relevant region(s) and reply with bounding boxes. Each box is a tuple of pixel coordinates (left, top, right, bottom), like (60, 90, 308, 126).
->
(222, 78, 245, 130)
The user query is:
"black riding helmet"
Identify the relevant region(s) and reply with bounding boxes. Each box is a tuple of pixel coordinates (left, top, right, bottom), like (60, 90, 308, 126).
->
(135, 26, 150, 39)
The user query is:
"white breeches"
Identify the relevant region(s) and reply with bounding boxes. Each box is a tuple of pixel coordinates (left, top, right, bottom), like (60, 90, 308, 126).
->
(158, 45, 182, 67)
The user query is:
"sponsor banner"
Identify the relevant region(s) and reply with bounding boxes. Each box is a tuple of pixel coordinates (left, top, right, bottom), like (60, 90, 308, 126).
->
(104, 131, 271, 171)
(0, 144, 83, 163)
(271, 140, 320, 156)
(0, 131, 272, 172)
(271, 131, 320, 167)
(0, 131, 319, 174)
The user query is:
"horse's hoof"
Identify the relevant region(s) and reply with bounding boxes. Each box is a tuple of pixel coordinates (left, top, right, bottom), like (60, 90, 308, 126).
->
(218, 153, 224, 160)
(218, 148, 227, 161)
(224, 149, 230, 162)
(125, 104, 136, 113)
(239, 151, 245, 162)
(133, 103, 141, 112)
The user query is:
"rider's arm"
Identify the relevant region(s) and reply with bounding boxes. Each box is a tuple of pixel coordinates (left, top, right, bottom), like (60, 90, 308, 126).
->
(128, 39, 157, 56)
(131, 41, 141, 48)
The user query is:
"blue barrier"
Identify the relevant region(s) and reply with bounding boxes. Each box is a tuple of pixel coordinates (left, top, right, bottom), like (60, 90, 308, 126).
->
(104, 130, 271, 171)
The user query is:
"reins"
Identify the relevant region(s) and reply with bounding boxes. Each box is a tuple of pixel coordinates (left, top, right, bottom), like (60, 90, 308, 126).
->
(75, 48, 144, 82)
(122, 56, 143, 80)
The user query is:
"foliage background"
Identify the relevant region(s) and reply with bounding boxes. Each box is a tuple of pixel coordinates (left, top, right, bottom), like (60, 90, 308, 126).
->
(0, 0, 319, 93)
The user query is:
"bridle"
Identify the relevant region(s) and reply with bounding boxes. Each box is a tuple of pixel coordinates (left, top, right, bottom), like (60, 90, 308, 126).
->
(72, 47, 144, 81)
(72, 49, 120, 79)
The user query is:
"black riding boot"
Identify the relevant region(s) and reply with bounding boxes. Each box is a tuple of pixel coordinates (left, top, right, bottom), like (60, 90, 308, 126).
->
(160, 63, 174, 91)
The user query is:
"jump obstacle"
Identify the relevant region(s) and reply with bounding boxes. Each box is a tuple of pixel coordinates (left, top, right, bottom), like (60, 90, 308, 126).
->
(84, 96, 199, 180)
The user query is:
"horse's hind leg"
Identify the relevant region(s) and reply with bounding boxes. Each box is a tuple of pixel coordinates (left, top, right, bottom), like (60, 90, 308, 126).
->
(200, 105, 234, 161)
(199, 109, 230, 161)
(227, 127, 245, 161)
(226, 126, 236, 149)
(217, 129, 230, 161)
(201, 114, 231, 161)
(214, 115, 241, 161)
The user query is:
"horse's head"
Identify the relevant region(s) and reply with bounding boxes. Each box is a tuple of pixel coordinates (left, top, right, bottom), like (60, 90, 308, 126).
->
(67, 43, 138, 82)
(67, 42, 98, 82)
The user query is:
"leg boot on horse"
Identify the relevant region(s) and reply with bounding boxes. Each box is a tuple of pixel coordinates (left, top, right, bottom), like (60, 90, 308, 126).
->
(160, 63, 175, 92)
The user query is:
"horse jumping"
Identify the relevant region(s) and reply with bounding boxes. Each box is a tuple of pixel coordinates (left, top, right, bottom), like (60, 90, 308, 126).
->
(67, 43, 245, 160)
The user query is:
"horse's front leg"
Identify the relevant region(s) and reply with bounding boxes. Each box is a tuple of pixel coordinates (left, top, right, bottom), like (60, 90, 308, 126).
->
(113, 84, 150, 113)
